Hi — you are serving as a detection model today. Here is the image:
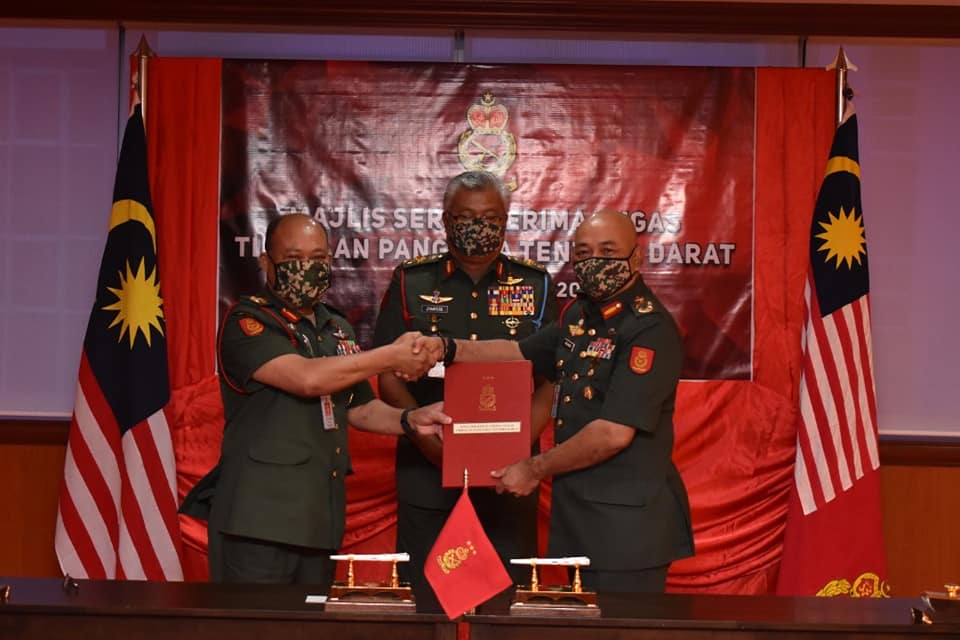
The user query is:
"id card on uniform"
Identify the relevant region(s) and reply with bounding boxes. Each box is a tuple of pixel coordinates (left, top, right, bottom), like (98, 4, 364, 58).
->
(321, 395, 337, 430)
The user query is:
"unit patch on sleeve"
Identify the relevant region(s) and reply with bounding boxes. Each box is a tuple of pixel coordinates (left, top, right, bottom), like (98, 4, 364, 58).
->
(239, 317, 264, 336)
(629, 346, 655, 374)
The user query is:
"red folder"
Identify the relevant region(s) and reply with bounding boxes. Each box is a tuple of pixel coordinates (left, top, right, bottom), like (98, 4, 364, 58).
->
(442, 360, 533, 488)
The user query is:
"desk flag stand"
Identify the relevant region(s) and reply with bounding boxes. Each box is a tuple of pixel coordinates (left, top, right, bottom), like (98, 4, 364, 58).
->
(324, 553, 416, 613)
(509, 555, 600, 617)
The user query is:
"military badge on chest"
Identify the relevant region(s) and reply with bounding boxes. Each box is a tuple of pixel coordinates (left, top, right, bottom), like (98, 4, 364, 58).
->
(417, 290, 453, 334)
(584, 337, 615, 360)
(487, 283, 535, 316)
(333, 325, 362, 356)
(419, 290, 453, 315)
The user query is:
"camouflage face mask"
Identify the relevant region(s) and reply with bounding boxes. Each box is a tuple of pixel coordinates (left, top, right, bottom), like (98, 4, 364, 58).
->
(272, 258, 332, 308)
(573, 249, 635, 300)
(449, 217, 505, 257)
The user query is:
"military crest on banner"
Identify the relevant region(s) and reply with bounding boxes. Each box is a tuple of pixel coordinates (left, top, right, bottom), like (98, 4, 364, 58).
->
(458, 92, 518, 190)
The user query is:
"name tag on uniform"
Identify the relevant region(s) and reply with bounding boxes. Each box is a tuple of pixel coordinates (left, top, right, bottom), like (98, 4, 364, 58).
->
(321, 395, 337, 430)
(421, 304, 449, 314)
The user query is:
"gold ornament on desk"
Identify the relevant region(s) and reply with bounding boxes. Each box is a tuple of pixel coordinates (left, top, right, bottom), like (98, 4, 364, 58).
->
(324, 553, 416, 612)
(508, 556, 600, 617)
(913, 582, 960, 624)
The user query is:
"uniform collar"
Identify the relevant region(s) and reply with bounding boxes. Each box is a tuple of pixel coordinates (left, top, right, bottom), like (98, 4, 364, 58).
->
(439, 252, 507, 284)
(580, 275, 650, 323)
(262, 287, 330, 327)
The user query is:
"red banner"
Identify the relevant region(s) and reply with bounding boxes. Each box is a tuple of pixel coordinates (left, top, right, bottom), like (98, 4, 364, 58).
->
(219, 61, 755, 379)
(148, 59, 835, 591)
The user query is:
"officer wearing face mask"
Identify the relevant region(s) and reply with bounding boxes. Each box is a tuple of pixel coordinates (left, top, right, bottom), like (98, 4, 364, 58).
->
(181, 213, 449, 587)
(373, 171, 557, 606)
(416, 209, 694, 594)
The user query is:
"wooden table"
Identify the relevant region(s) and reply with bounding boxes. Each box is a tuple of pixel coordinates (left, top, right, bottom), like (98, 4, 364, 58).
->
(4, 577, 957, 640)
(0, 576, 456, 640)
(467, 591, 959, 639)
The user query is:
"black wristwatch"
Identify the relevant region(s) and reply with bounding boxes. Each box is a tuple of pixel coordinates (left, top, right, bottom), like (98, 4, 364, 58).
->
(442, 336, 458, 367)
(400, 408, 416, 437)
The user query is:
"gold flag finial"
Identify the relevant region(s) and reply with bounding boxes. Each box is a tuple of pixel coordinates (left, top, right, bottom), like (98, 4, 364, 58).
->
(132, 35, 154, 60)
(132, 36, 155, 123)
(827, 47, 858, 127)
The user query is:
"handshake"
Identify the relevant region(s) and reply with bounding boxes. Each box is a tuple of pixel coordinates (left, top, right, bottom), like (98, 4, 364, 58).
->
(385, 332, 447, 380)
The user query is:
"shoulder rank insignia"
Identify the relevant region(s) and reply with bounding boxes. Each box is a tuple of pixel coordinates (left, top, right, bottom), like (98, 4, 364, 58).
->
(247, 295, 268, 305)
(239, 317, 264, 337)
(400, 253, 443, 268)
(601, 300, 624, 320)
(630, 347, 655, 374)
(419, 290, 454, 304)
(633, 296, 654, 314)
(504, 255, 547, 272)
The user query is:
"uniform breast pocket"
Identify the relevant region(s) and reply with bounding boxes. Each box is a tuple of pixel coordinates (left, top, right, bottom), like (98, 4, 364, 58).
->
(248, 439, 313, 466)
(407, 314, 435, 335)
(582, 470, 653, 508)
(515, 316, 541, 339)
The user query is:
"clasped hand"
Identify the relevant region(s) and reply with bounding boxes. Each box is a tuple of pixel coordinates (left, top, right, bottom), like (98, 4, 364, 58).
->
(389, 332, 444, 380)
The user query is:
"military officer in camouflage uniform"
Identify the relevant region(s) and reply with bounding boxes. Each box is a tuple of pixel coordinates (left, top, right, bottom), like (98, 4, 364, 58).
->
(373, 171, 558, 605)
(181, 213, 449, 587)
(417, 209, 694, 593)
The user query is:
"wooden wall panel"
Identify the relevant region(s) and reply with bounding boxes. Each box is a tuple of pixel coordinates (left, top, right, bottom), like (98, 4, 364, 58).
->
(881, 465, 960, 597)
(0, 441, 64, 577)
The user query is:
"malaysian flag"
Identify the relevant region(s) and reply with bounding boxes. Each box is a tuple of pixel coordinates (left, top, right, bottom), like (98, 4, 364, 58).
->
(54, 105, 184, 580)
(776, 107, 888, 596)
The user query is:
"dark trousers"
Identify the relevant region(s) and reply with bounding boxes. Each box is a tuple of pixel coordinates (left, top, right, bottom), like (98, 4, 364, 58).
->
(397, 488, 538, 612)
(577, 564, 671, 593)
(209, 529, 336, 589)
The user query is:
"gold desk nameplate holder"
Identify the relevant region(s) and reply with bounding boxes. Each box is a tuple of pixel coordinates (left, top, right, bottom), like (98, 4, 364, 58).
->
(913, 583, 960, 624)
(509, 556, 600, 617)
(325, 553, 416, 613)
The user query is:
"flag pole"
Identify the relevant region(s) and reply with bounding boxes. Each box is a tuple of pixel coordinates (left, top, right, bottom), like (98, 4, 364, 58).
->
(133, 35, 155, 123)
(828, 47, 857, 127)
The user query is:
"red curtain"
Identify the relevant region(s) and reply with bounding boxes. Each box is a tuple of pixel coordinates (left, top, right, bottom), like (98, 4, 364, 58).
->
(668, 69, 836, 592)
(147, 58, 223, 582)
(150, 60, 835, 590)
